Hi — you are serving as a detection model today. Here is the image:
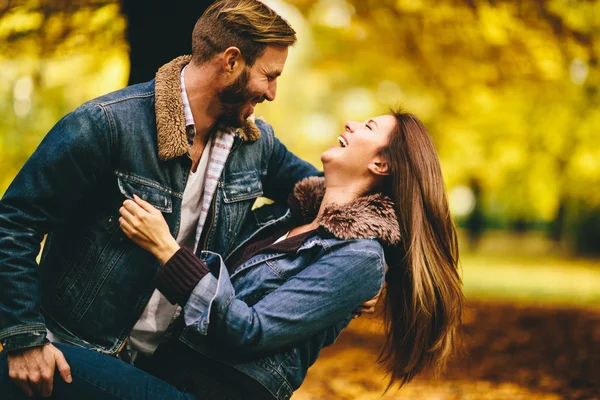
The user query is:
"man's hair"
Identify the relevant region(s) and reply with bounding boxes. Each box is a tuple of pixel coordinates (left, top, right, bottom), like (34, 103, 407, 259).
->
(192, 0, 297, 67)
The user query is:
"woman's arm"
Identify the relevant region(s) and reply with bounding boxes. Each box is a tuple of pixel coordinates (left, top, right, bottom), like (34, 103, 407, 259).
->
(183, 245, 385, 353)
(119, 196, 211, 305)
(120, 195, 180, 264)
(120, 197, 386, 353)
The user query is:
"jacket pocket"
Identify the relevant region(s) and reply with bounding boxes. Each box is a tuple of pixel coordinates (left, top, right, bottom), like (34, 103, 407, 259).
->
(220, 173, 264, 245)
(222, 172, 263, 203)
(117, 174, 173, 213)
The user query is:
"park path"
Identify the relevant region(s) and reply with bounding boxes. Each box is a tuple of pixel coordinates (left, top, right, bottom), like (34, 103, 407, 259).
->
(294, 300, 600, 400)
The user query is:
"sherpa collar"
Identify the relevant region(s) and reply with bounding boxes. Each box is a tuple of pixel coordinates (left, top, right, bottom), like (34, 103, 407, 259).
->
(154, 55, 262, 161)
(292, 177, 400, 246)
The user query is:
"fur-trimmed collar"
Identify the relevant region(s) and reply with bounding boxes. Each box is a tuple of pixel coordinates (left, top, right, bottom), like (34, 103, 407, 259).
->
(154, 55, 262, 161)
(292, 177, 400, 246)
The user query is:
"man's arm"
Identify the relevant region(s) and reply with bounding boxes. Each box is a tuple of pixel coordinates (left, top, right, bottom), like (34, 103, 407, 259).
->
(0, 103, 111, 349)
(0, 103, 111, 394)
(255, 119, 321, 203)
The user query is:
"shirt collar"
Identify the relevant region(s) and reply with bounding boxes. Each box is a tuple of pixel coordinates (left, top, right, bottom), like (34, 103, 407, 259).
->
(180, 66, 238, 145)
(180, 66, 195, 128)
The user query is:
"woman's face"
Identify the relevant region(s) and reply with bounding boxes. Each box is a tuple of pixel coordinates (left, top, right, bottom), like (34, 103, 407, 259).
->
(321, 114, 396, 180)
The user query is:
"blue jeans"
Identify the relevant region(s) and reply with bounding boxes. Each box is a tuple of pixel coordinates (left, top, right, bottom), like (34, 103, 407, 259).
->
(0, 343, 196, 399)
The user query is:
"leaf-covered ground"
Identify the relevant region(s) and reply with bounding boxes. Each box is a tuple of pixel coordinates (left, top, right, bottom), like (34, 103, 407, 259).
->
(294, 300, 600, 400)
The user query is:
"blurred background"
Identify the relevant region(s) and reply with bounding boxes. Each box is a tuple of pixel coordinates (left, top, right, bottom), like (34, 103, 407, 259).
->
(1, 0, 599, 398)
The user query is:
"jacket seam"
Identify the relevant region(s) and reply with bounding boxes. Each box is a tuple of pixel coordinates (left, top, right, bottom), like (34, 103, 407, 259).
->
(0, 324, 47, 340)
(41, 306, 98, 348)
(73, 245, 127, 323)
(95, 91, 155, 107)
(344, 248, 385, 270)
(254, 359, 294, 397)
(215, 292, 236, 313)
(264, 259, 289, 280)
(98, 103, 117, 158)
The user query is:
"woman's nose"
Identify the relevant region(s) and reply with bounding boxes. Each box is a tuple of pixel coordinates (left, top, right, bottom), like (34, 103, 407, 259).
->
(344, 121, 357, 132)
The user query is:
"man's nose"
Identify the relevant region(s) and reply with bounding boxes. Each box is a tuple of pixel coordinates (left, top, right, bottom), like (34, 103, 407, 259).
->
(265, 81, 277, 101)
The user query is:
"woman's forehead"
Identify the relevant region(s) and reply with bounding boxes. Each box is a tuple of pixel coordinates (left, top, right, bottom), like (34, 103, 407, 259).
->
(372, 114, 396, 130)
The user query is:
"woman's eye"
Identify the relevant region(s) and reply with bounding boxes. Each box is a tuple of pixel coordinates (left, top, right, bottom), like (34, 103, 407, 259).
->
(366, 124, 373, 130)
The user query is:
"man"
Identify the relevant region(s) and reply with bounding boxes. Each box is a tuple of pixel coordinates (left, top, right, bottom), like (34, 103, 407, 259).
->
(0, 0, 322, 397)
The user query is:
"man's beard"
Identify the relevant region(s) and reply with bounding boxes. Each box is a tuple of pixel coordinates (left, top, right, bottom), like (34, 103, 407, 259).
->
(218, 68, 262, 128)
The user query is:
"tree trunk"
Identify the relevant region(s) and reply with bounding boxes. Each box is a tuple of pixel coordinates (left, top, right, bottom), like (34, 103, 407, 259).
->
(549, 198, 567, 242)
(122, 0, 215, 85)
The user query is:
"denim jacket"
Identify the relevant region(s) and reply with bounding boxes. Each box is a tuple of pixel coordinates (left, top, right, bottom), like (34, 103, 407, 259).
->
(178, 177, 399, 400)
(0, 56, 319, 352)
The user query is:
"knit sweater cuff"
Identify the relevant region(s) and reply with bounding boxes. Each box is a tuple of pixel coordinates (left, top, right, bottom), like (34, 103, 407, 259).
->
(155, 247, 210, 305)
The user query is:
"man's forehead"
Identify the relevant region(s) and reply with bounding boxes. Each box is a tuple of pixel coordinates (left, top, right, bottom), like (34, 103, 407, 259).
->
(254, 45, 288, 71)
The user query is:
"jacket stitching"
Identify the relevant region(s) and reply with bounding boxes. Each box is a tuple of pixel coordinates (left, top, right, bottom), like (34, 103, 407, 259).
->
(95, 91, 155, 107)
(98, 104, 117, 161)
(114, 170, 184, 198)
(0, 324, 46, 340)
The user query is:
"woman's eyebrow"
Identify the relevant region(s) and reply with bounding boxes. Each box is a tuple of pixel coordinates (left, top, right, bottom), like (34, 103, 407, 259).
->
(367, 119, 379, 128)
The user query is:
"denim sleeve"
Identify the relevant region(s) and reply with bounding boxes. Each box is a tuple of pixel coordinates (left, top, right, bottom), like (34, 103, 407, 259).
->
(256, 120, 322, 203)
(182, 242, 385, 353)
(0, 103, 111, 351)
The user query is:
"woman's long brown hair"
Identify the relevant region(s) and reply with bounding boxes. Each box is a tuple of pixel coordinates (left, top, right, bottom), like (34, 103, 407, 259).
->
(378, 110, 464, 388)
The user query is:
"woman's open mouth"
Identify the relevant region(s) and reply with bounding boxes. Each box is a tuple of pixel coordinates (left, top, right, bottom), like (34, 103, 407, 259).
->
(338, 135, 348, 147)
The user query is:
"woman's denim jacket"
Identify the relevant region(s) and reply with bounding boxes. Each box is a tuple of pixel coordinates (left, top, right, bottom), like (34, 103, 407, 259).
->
(0, 56, 318, 353)
(178, 177, 398, 400)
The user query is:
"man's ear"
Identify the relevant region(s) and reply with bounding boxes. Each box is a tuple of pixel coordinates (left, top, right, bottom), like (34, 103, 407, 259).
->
(368, 157, 390, 176)
(222, 46, 244, 73)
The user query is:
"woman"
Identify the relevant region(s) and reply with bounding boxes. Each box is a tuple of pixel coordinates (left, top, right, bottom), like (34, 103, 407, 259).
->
(39, 109, 463, 399)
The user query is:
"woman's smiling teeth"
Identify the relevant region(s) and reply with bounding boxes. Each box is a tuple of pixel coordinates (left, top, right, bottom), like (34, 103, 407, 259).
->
(338, 136, 348, 147)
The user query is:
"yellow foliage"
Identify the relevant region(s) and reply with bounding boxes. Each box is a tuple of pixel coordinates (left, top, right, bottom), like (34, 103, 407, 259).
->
(1, 0, 600, 225)
(0, 9, 43, 37)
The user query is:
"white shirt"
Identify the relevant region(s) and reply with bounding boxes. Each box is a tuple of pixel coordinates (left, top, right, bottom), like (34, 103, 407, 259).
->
(128, 135, 212, 359)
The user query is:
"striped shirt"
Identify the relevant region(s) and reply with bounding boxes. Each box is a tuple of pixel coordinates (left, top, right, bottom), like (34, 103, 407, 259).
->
(180, 66, 235, 251)
(192, 131, 233, 251)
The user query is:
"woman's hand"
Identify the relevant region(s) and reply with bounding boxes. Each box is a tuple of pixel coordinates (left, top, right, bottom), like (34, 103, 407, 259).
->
(119, 195, 180, 264)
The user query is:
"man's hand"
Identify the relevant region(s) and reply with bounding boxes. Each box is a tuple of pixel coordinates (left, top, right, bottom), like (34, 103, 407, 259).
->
(7, 343, 72, 397)
(354, 283, 385, 319)
(354, 265, 389, 319)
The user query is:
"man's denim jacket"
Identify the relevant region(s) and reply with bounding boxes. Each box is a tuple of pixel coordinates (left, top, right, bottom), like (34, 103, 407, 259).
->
(0, 56, 318, 353)
(178, 177, 397, 400)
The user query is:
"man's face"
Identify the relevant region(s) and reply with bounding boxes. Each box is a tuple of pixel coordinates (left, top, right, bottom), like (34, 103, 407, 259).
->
(218, 45, 288, 127)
